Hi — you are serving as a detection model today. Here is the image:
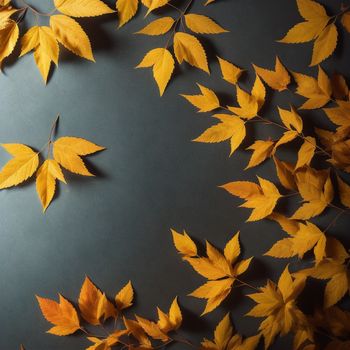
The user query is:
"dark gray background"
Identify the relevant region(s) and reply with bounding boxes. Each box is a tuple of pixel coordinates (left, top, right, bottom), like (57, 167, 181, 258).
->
(0, 0, 349, 349)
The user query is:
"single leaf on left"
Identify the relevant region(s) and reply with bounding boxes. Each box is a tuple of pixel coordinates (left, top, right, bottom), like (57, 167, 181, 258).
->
(0, 19, 19, 66)
(36, 294, 80, 336)
(0, 144, 39, 189)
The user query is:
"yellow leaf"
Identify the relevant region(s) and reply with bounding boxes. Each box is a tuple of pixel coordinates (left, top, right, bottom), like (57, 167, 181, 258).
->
(265, 237, 294, 258)
(273, 130, 298, 151)
(279, 18, 328, 43)
(193, 114, 246, 156)
(115, 281, 133, 310)
(135, 17, 174, 35)
(53, 136, 105, 176)
(36, 294, 80, 336)
(36, 159, 66, 212)
(251, 74, 266, 109)
(54, 0, 114, 17)
(273, 157, 297, 191)
(331, 73, 349, 100)
(277, 106, 303, 133)
(184, 14, 228, 34)
(293, 67, 331, 109)
(214, 313, 233, 349)
(246, 140, 275, 169)
(117, 0, 138, 27)
(189, 279, 233, 303)
(0, 19, 18, 65)
(311, 23, 338, 66)
(50, 15, 94, 61)
(145, 0, 169, 16)
(217, 56, 243, 85)
(337, 175, 350, 209)
(181, 84, 219, 112)
(223, 177, 281, 221)
(79, 276, 116, 325)
(0, 144, 39, 189)
(136, 48, 174, 96)
(173, 32, 209, 73)
(295, 136, 316, 169)
(168, 297, 182, 329)
(297, 0, 327, 20)
(171, 229, 197, 257)
(123, 317, 151, 347)
(341, 11, 350, 32)
(324, 271, 349, 308)
(184, 257, 229, 280)
(253, 56, 290, 91)
(135, 315, 168, 341)
(224, 232, 240, 265)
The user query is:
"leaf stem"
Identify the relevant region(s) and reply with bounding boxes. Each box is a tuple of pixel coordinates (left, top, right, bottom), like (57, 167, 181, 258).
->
(47, 114, 59, 158)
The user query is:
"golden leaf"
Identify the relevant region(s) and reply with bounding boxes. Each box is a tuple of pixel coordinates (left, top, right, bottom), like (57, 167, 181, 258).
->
(136, 48, 175, 96)
(0, 19, 18, 66)
(0, 144, 39, 189)
(246, 140, 275, 169)
(184, 14, 228, 34)
(173, 32, 209, 73)
(115, 281, 134, 310)
(311, 23, 338, 66)
(54, 0, 114, 17)
(193, 114, 246, 156)
(253, 56, 290, 91)
(78, 276, 116, 325)
(36, 159, 66, 212)
(36, 294, 80, 336)
(341, 11, 350, 32)
(20, 26, 59, 83)
(135, 315, 168, 341)
(337, 175, 350, 209)
(171, 229, 197, 257)
(273, 157, 297, 191)
(292, 167, 333, 220)
(117, 0, 138, 27)
(246, 266, 307, 349)
(145, 0, 169, 16)
(53, 136, 105, 176)
(217, 56, 244, 85)
(292, 67, 331, 109)
(222, 177, 281, 221)
(278, 106, 303, 133)
(181, 84, 220, 112)
(50, 15, 94, 61)
(331, 73, 349, 100)
(295, 136, 316, 169)
(201, 313, 260, 350)
(135, 17, 174, 35)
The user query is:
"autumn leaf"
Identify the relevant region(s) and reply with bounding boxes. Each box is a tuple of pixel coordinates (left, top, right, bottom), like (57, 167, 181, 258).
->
(228, 75, 265, 119)
(173, 32, 209, 73)
(273, 157, 297, 191)
(331, 73, 349, 100)
(145, 0, 169, 16)
(36, 294, 80, 336)
(291, 167, 333, 220)
(115, 281, 134, 310)
(78, 276, 116, 325)
(342, 11, 350, 32)
(0, 19, 19, 66)
(54, 0, 115, 17)
(116, 0, 138, 27)
(265, 221, 327, 264)
(36, 159, 66, 212)
(337, 175, 350, 209)
(277, 106, 303, 133)
(177, 232, 253, 314)
(0, 144, 39, 189)
(193, 114, 246, 156)
(295, 136, 316, 169)
(171, 229, 197, 257)
(201, 313, 260, 350)
(135, 17, 175, 35)
(253, 56, 290, 91)
(50, 15, 94, 61)
(292, 66, 332, 109)
(181, 84, 220, 112)
(217, 56, 244, 85)
(246, 266, 308, 349)
(53, 136, 105, 176)
(278, 0, 336, 65)
(20, 26, 59, 83)
(246, 140, 275, 169)
(136, 48, 175, 96)
(184, 14, 228, 34)
(296, 259, 350, 308)
(221, 177, 281, 221)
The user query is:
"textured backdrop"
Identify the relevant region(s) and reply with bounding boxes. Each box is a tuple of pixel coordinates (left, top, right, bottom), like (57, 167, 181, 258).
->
(0, 0, 349, 349)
